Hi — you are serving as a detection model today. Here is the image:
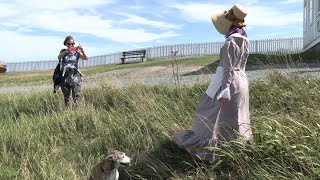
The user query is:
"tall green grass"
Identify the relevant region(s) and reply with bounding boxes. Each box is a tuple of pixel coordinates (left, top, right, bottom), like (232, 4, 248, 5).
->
(0, 71, 319, 179)
(248, 51, 320, 65)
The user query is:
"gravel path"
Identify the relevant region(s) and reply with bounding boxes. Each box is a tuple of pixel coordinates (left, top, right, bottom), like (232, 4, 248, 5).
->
(1, 63, 320, 94)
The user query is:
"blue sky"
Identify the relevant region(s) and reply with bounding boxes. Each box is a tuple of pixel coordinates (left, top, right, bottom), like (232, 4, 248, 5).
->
(0, 0, 302, 62)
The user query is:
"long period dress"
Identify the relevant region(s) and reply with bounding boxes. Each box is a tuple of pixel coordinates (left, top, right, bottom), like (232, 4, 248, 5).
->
(173, 33, 252, 162)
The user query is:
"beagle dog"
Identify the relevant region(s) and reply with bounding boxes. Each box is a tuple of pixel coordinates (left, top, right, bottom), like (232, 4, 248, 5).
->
(89, 150, 131, 180)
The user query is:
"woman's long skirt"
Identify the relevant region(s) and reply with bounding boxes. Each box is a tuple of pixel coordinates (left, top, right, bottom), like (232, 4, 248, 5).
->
(173, 72, 251, 162)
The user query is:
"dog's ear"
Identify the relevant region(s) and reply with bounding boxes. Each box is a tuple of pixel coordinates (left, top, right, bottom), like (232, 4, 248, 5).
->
(100, 158, 114, 172)
(108, 155, 118, 169)
(109, 150, 119, 156)
(110, 150, 125, 159)
(107, 155, 116, 161)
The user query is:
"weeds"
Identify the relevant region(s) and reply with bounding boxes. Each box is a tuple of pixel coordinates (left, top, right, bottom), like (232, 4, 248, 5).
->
(170, 50, 181, 97)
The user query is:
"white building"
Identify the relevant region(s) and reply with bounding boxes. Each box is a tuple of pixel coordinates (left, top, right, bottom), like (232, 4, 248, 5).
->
(303, 0, 320, 52)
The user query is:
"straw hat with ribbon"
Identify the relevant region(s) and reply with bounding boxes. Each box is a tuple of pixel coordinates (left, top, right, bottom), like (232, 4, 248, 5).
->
(211, 4, 248, 35)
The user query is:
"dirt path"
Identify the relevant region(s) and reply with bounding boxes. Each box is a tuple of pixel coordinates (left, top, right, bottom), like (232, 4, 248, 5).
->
(1, 64, 320, 94)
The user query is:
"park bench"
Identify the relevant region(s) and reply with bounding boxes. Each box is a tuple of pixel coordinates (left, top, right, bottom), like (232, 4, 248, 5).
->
(120, 50, 146, 64)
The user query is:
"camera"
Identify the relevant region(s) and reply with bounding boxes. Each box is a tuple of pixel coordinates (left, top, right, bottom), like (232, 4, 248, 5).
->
(68, 47, 79, 52)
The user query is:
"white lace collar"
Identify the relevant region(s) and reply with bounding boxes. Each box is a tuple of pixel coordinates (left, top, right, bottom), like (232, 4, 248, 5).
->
(228, 33, 249, 43)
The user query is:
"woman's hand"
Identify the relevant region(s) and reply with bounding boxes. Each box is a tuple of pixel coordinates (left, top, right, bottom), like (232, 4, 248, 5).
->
(219, 98, 230, 106)
(78, 44, 84, 51)
(78, 44, 88, 60)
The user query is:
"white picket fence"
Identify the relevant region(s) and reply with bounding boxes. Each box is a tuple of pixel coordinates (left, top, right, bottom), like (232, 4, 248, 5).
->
(6, 37, 303, 72)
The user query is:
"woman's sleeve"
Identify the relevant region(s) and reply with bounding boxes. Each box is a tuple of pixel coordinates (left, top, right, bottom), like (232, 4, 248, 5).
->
(58, 49, 66, 60)
(217, 41, 235, 100)
(60, 49, 66, 54)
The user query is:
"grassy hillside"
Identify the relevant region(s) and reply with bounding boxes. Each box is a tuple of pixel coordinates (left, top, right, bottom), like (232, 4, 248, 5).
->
(247, 51, 320, 65)
(0, 71, 319, 179)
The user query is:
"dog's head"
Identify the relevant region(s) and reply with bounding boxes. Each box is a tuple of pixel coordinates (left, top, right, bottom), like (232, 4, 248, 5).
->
(100, 150, 131, 173)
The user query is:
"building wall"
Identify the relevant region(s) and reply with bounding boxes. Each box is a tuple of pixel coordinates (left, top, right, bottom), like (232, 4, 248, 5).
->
(303, 0, 320, 51)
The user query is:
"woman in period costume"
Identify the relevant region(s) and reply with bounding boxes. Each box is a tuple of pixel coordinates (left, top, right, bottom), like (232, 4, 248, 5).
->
(173, 4, 252, 162)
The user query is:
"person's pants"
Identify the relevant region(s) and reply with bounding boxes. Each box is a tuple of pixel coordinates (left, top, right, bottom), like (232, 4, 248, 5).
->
(61, 73, 82, 106)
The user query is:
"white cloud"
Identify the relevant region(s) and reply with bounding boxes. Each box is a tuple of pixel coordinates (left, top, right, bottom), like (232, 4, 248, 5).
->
(0, 0, 180, 44)
(155, 40, 165, 43)
(13, 11, 179, 43)
(105, 29, 179, 42)
(172, 3, 227, 23)
(125, 5, 146, 10)
(0, 30, 62, 62)
(0, 29, 177, 62)
(246, 6, 303, 26)
(19, 11, 113, 33)
(0, 22, 20, 28)
(279, 0, 302, 4)
(172, 2, 302, 26)
(10, 0, 115, 11)
(0, 30, 110, 62)
(0, 3, 20, 18)
(118, 13, 182, 30)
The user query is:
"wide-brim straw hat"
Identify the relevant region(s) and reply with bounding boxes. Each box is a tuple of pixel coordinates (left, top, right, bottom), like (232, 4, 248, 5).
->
(211, 4, 248, 35)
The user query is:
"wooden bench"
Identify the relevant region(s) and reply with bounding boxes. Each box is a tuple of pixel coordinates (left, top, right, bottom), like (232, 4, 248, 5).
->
(120, 50, 146, 64)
